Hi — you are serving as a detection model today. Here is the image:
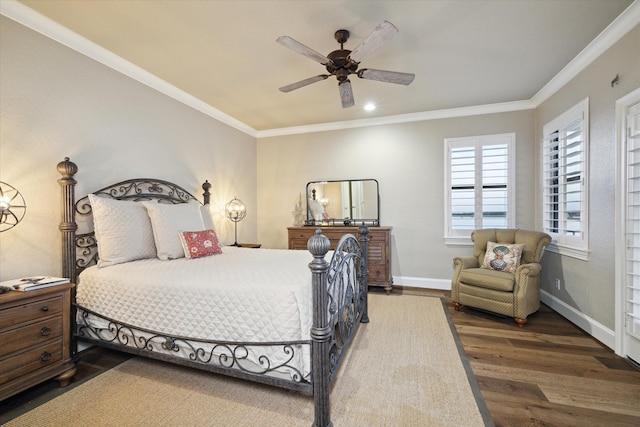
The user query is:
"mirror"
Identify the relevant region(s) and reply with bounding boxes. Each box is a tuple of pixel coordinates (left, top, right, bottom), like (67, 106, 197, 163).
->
(306, 179, 379, 226)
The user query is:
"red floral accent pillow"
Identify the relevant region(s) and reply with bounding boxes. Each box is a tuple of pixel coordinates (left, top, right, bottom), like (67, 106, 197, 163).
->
(179, 229, 223, 259)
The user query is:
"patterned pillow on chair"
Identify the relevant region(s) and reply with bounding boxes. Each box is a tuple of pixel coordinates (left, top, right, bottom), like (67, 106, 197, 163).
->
(481, 241, 525, 273)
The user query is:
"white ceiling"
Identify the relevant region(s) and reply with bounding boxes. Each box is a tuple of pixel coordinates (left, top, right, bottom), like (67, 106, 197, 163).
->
(7, 0, 638, 134)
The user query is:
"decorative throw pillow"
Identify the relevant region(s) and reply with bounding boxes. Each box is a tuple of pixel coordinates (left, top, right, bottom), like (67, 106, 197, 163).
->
(179, 229, 223, 259)
(88, 194, 157, 267)
(142, 201, 205, 260)
(481, 241, 525, 273)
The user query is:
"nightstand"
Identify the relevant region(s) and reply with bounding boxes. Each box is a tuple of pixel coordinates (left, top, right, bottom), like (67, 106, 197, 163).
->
(0, 283, 77, 401)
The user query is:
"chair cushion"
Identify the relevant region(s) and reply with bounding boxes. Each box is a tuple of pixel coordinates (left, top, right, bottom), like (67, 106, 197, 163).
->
(458, 268, 515, 292)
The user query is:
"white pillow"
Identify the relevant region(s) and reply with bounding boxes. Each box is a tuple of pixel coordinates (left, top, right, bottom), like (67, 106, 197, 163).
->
(143, 201, 205, 260)
(200, 204, 216, 231)
(88, 194, 157, 267)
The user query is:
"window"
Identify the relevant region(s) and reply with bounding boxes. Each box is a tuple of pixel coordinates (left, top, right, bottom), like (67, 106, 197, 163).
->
(445, 133, 515, 242)
(541, 98, 589, 258)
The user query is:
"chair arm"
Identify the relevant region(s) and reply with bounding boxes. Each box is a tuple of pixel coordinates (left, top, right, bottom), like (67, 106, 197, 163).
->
(513, 262, 543, 319)
(453, 256, 479, 271)
(515, 262, 542, 279)
(452, 256, 479, 302)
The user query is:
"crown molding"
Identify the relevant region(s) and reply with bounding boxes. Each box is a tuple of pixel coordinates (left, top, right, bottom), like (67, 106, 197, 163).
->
(0, 0, 258, 138)
(256, 100, 535, 138)
(3, 0, 638, 140)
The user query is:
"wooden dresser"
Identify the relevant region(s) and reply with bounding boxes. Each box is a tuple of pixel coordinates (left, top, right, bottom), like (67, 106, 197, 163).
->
(288, 226, 393, 293)
(0, 283, 76, 401)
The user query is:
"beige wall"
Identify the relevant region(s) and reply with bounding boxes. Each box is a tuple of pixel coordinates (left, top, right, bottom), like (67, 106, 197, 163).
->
(534, 24, 640, 330)
(257, 110, 535, 283)
(0, 17, 257, 281)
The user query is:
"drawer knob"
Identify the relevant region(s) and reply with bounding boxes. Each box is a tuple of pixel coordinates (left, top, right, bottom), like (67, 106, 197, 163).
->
(40, 326, 52, 336)
(41, 306, 49, 312)
(41, 351, 52, 362)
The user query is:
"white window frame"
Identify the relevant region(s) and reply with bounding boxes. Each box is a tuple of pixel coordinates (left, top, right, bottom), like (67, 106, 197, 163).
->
(444, 133, 516, 244)
(541, 98, 589, 260)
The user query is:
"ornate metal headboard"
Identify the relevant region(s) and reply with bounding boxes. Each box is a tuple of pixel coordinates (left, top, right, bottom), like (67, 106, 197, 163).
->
(57, 158, 211, 283)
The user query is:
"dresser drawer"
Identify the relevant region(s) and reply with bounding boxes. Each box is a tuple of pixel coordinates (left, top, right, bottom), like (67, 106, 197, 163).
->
(367, 242, 385, 263)
(0, 316, 63, 357)
(0, 296, 63, 329)
(0, 340, 63, 385)
(368, 265, 388, 283)
(289, 238, 308, 250)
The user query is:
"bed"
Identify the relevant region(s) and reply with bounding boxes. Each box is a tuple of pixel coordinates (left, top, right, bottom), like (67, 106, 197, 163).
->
(57, 158, 370, 427)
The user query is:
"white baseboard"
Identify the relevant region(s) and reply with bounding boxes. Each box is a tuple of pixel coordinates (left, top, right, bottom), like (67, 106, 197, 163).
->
(540, 289, 615, 350)
(393, 276, 451, 290)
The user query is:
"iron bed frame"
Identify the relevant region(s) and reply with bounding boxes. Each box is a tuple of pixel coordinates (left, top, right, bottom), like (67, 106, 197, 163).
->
(57, 157, 369, 427)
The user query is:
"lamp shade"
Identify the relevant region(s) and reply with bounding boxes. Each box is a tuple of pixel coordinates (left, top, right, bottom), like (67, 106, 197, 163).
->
(225, 197, 246, 223)
(0, 181, 26, 232)
(225, 197, 246, 246)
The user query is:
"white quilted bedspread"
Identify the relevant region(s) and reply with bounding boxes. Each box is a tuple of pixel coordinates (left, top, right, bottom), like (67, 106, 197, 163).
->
(77, 246, 315, 344)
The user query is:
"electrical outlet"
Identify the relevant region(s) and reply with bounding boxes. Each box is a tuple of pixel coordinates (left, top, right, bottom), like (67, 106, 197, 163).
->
(555, 278, 561, 290)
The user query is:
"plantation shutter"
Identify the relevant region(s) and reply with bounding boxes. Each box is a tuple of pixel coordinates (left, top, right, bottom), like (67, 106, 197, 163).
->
(450, 145, 476, 231)
(626, 101, 640, 340)
(542, 131, 560, 234)
(541, 99, 587, 251)
(446, 133, 513, 240)
(563, 118, 585, 238)
(482, 144, 509, 228)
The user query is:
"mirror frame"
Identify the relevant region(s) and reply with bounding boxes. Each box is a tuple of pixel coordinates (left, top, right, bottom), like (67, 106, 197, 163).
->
(305, 179, 380, 227)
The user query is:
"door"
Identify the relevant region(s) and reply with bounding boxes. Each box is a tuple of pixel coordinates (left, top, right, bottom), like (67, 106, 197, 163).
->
(620, 91, 640, 363)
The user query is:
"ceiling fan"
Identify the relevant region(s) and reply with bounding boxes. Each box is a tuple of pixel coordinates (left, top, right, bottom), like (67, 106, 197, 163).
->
(276, 21, 415, 108)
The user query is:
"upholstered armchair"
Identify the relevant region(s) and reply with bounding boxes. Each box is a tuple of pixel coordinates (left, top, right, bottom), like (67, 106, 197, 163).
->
(451, 229, 551, 327)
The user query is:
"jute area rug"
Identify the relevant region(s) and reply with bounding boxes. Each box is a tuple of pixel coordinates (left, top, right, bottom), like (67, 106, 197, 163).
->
(5, 293, 492, 427)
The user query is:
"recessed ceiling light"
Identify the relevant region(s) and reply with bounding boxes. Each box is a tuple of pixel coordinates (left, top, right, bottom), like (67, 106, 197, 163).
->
(364, 103, 376, 111)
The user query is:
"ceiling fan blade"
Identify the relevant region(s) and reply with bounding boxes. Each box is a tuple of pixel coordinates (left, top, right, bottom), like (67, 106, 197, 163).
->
(339, 80, 355, 108)
(279, 75, 330, 93)
(348, 20, 399, 64)
(276, 36, 331, 65)
(357, 68, 415, 85)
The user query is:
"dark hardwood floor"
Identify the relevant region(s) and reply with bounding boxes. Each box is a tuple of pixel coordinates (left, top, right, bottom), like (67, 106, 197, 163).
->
(406, 287, 640, 427)
(2, 288, 639, 426)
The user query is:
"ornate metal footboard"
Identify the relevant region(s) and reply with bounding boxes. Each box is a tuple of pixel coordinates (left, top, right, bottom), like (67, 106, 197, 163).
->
(57, 158, 369, 427)
(308, 228, 369, 427)
(75, 306, 312, 390)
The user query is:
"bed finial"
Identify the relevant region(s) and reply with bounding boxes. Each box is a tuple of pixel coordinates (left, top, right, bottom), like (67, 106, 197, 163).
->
(307, 228, 332, 427)
(58, 157, 78, 282)
(308, 228, 330, 256)
(358, 225, 370, 324)
(57, 157, 78, 178)
(202, 180, 211, 205)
